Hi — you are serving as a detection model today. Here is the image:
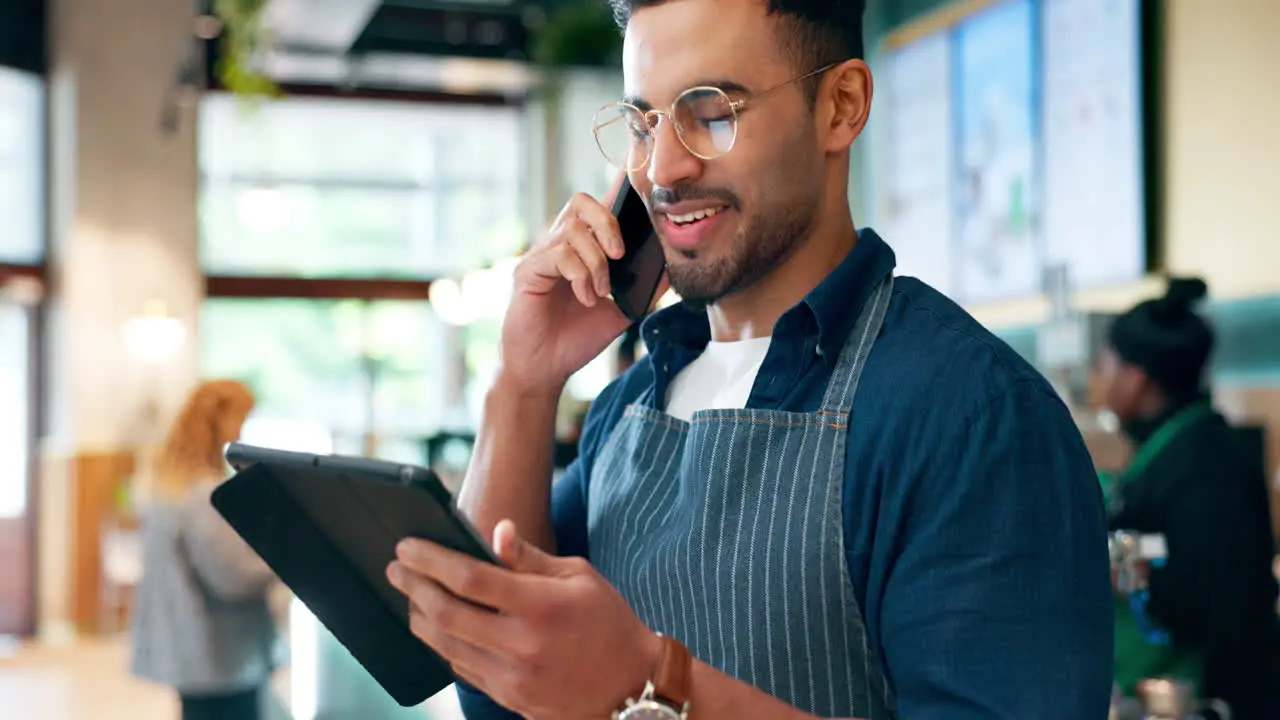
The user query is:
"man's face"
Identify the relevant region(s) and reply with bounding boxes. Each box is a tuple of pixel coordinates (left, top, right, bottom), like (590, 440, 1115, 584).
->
(621, 0, 829, 307)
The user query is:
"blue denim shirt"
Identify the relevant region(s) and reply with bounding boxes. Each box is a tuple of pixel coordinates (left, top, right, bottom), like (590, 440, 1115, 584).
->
(459, 229, 1113, 719)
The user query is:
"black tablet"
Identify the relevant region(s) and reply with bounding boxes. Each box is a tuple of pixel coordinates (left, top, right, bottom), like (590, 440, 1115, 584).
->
(212, 442, 499, 707)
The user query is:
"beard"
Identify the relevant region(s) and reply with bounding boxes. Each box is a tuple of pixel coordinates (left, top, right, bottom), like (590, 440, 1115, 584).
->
(665, 177, 820, 309)
(666, 210, 812, 308)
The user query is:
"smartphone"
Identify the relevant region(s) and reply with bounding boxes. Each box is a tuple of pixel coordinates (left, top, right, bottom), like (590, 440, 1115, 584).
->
(608, 175, 668, 321)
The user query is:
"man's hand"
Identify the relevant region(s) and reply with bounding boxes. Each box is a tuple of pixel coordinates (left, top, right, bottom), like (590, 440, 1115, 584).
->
(499, 176, 634, 394)
(388, 520, 659, 720)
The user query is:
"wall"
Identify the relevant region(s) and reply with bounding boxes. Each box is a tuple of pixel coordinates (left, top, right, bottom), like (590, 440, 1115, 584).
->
(39, 0, 202, 637)
(1159, 0, 1279, 299)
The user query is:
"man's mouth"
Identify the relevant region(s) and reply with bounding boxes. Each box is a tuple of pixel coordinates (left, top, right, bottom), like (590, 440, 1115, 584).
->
(664, 205, 728, 228)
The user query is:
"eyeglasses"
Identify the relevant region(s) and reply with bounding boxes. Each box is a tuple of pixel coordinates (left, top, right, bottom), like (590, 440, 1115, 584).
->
(592, 63, 837, 172)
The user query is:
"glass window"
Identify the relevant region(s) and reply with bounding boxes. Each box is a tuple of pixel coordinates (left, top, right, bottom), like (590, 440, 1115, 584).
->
(463, 318, 503, 423)
(0, 303, 29, 518)
(198, 94, 527, 278)
(201, 298, 451, 462)
(0, 68, 43, 263)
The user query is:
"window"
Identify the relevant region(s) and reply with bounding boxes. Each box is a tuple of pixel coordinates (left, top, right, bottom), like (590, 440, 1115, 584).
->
(0, 67, 42, 263)
(201, 299, 452, 463)
(462, 318, 502, 423)
(198, 94, 527, 279)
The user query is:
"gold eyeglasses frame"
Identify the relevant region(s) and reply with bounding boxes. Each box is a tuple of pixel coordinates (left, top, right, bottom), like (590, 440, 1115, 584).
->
(592, 62, 839, 172)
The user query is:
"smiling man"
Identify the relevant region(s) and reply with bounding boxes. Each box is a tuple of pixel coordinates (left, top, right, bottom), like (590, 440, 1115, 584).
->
(386, 1, 1113, 718)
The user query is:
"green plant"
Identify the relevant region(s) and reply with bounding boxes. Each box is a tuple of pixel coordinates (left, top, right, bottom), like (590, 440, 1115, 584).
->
(213, 0, 281, 97)
(531, 1, 624, 68)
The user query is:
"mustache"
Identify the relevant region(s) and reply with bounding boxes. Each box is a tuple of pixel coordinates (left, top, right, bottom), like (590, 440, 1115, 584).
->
(650, 183, 739, 210)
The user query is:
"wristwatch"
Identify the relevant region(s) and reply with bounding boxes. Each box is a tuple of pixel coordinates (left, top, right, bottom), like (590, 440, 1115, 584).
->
(614, 632, 692, 720)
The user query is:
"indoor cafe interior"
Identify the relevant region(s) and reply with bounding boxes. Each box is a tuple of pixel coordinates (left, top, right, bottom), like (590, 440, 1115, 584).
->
(0, 0, 1277, 718)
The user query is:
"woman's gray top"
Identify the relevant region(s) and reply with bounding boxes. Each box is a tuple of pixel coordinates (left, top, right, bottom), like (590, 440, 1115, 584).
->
(130, 479, 283, 694)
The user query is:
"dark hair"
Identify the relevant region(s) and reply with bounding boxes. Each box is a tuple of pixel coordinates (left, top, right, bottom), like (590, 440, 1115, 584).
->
(1108, 277, 1214, 399)
(609, 0, 866, 100)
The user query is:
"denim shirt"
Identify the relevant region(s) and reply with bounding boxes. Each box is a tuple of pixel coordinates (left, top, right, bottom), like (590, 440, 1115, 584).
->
(460, 229, 1113, 720)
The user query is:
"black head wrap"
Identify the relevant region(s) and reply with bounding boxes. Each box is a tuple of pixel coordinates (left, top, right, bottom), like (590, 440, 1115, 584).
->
(1107, 277, 1214, 398)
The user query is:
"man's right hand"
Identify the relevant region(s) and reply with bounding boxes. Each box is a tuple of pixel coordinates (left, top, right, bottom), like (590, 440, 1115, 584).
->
(498, 184, 635, 394)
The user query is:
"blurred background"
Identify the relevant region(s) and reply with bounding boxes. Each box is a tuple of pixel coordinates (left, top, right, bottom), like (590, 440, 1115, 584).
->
(0, 0, 1276, 718)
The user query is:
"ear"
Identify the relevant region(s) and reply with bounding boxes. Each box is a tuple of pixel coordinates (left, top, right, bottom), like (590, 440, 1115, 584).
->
(821, 59, 873, 153)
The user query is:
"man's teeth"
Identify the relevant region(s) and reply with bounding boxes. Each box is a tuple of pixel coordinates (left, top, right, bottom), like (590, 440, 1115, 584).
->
(666, 206, 722, 225)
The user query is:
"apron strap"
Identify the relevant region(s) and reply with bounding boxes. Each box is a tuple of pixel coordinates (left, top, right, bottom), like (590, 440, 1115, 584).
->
(820, 273, 894, 414)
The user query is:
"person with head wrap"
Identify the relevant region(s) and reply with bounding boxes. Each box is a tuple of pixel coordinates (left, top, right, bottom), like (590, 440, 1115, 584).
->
(1097, 277, 1280, 719)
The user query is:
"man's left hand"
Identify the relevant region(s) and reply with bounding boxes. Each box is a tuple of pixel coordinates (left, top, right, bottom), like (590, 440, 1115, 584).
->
(388, 519, 660, 720)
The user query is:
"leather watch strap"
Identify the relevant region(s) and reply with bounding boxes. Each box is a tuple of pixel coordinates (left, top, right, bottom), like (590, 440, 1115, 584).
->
(650, 633, 692, 709)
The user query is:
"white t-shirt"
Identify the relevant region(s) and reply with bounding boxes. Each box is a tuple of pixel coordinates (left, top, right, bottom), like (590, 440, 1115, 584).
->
(664, 336, 773, 421)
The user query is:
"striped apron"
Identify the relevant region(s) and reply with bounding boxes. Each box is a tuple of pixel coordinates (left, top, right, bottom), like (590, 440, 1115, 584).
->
(587, 274, 897, 719)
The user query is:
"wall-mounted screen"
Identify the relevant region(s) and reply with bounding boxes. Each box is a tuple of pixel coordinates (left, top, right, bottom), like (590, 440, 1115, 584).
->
(873, 0, 1152, 305)
(0, 67, 42, 263)
(951, 0, 1041, 303)
(876, 30, 955, 296)
(1042, 0, 1146, 288)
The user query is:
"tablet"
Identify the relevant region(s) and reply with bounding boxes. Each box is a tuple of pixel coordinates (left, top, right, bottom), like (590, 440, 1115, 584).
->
(211, 442, 499, 707)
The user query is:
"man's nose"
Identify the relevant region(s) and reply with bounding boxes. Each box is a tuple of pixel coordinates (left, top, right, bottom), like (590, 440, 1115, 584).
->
(646, 119, 702, 189)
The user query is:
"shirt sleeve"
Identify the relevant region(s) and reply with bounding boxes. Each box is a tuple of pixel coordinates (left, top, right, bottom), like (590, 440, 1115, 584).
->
(875, 379, 1114, 720)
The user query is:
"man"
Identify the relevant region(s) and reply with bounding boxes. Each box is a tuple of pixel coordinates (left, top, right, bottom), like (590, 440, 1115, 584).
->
(1099, 277, 1280, 720)
(386, 1, 1113, 718)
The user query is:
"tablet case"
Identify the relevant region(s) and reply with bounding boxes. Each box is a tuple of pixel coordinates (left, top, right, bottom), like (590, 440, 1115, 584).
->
(211, 448, 492, 707)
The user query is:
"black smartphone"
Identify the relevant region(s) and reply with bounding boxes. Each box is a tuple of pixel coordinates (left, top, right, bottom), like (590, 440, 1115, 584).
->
(608, 175, 668, 321)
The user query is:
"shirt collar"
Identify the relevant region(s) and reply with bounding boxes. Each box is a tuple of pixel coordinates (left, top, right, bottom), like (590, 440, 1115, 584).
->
(804, 228, 897, 361)
(640, 228, 897, 360)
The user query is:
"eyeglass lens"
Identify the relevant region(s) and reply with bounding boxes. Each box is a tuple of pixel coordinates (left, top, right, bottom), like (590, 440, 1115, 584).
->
(594, 87, 738, 171)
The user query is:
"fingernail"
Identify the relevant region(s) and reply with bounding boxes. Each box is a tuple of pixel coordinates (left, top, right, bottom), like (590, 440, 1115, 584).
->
(387, 562, 402, 585)
(396, 539, 413, 559)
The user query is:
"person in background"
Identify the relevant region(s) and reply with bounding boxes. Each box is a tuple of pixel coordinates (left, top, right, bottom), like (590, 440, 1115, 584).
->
(1099, 277, 1280, 720)
(130, 379, 282, 720)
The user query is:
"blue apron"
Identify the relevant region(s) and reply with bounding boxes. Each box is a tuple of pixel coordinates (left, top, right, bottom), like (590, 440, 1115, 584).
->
(587, 274, 897, 719)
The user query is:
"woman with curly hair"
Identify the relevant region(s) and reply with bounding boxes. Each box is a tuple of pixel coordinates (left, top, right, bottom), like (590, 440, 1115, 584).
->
(129, 379, 282, 720)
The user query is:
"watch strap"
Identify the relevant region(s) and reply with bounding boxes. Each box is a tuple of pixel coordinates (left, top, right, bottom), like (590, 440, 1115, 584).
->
(650, 633, 692, 710)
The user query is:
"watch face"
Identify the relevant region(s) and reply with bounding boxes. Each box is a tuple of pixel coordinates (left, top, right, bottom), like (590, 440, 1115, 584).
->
(618, 699, 682, 720)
